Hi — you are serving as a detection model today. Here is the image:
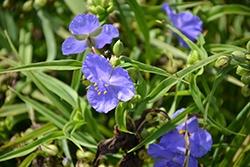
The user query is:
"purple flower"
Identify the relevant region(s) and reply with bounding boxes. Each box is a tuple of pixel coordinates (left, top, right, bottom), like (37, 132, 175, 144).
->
(62, 14, 119, 55)
(148, 109, 212, 167)
(82, 53, 135, 113)
(162, 3, 202, 47)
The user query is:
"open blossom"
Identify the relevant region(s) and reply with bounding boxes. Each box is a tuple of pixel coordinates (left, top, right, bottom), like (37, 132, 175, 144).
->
(82, 53, 135, 113)
(148, 109, 212, 167)
(62, 14, 119, 55)
(162, 3, 202, 47)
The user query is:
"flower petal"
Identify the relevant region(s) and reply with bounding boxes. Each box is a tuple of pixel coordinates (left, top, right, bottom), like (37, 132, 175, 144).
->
(148, 144, 174, 159)
(94, 24, 119, 49)
(171, 12, 202, 47)
(162, 3, 175, 17)
(61, 37, 88, 55)
(82, 53, 113, 83)
(188, 156, 198, 167)
(190, 128, 213, 158)
(86, 85, 119, 113)
(177, 116, 199, 133)
(109, 67, 135, 102)
(159, 129, 186, 153)
(69, 14, 100, 35)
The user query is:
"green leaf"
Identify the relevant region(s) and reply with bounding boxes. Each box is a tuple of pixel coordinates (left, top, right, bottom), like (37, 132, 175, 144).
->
(120, 56, 170, 77)
(0, 131, 64, 162)
(0, 104, 28, 117)
(35, 72, 78, 107)
(115, 103, 127, 131)
(127, 0, 153, 60)
(0, 60, 82, 74)
(204, 4, 250, 22)
(37, 10, 57, 61)
(0, 123, 56, 150)
(146, 53, 223, 103)
(19, 151, 40, 167)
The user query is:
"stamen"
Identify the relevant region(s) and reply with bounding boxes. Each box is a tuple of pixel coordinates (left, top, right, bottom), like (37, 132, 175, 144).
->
(95, 87, 98, 91)
(103, 90, 107, 94)
(104, 84, 109, 87)
(98, 92, 101, 95)
(94, 83, 97, 86)
(179, 130, 186, 135)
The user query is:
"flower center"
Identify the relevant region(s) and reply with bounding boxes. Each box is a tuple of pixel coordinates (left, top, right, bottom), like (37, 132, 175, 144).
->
(94, 82, 109, 95)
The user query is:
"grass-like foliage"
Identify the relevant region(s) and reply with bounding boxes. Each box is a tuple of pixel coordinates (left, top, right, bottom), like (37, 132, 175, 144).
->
(0, 0, 250, 166)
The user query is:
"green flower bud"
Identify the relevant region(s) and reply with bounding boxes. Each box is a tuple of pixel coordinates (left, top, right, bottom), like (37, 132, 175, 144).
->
(41, 144, 58, 156)
(236, 66, 250, 76)
(241, 75, 250, 84)
(76, 150, 94, 161)
(96, 6, 105, 15)
(113, 40, 124, 56)
(3, 0, 10, 8)
(232, 50, 245, 58)
(215, 56, 230, 68)
(187, 50, 199, 65)
(22, 0, 33, 12)
(34, 0, 47, 8)
(109, 55, 119, 66)
(246, 40, 250, 52)
(245, 53, 250, 60)
(241, 85, 250, 97)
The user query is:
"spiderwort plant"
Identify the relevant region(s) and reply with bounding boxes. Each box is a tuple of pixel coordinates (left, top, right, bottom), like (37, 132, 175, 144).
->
(148, 109, 212, 167)
(82, 53, 135, 113)
(162, 3, 203, 47)
(61, 14, 119, 55)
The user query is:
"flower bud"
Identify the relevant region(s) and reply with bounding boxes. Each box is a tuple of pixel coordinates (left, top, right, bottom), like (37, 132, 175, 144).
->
(241, 85, 250, 97)
(34, 0, 47, 8)
(3, 0, 10, 8)
(113, 40, 124, 56)
(232, 50, 245, 58)
(41, 144, 59, 156)
(22, 0, 33, 12)
(245, 53, 250, 60)
(187, 50, 199, 65)
(215, 56, 230, 68)
(236, 66, 250, 76)
(109, 55, 119, 66)
(76, 150, 94, 161)
(96, 6, 105, 15)
(241, 75, 250, 84)
(246, 40, 250, 52)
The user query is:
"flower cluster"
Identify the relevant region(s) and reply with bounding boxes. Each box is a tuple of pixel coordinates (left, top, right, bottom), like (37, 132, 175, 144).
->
(148, 109, 212, 167)
(162, 3, 202, 47)
(62, 14, 119, 55)
(61, 14, 134, 113)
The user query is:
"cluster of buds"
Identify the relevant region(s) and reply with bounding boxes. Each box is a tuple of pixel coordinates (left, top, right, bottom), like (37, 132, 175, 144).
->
(233, 41, 250, 97)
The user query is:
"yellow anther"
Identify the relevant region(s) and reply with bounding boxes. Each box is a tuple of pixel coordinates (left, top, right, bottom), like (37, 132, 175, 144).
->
(98, 92, 101, 95)
(104, 84, 109, 87)
(94, 83, 97, 86)
(95, 87, 98, 90)
(103, 90, 107, 94)
(179, 130, 186, 135)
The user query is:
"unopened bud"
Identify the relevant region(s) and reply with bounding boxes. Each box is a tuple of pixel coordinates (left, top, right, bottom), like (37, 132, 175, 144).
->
(241, 85, 250, 97)
(41, 144, 58, 156)
(232, 50, 245, 58)
(236, 66, 250, 76)
(34, 0, 47, 8)
(187, 50, 199, 65)
(22, 0, 33, 12)
(76, 150, 94, 161)
(109, 55, 119, 66)
(96, 6, 105, 14)
(245, 53, 250, 60)
(246, 40, 250, 52)
(215, 56, 230, 68)
(113, 40, 124, 56)
(241, 75, 250, 84)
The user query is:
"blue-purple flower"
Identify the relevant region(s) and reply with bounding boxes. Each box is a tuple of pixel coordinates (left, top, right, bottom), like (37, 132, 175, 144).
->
(62, 14, 119, 55)
(148, 109, 212, 167)
(162, 3, 202, 47)
(82, 53, 135, 113)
